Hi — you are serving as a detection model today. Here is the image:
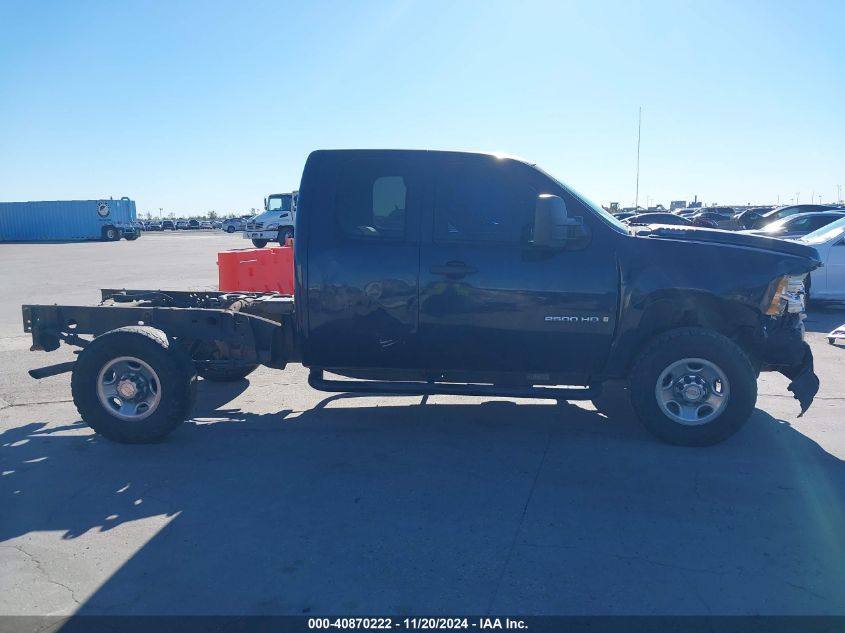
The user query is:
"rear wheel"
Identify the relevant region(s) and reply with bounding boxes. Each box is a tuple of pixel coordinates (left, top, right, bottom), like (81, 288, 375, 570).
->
(102, 226, 119, 241)
(226, 225, 236, 233)
(71, 327, 196, 443)
(629, 328, 756, 446)
(251, 238, 268, 248)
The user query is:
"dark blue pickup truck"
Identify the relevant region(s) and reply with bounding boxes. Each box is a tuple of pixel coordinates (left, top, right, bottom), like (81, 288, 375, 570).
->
(22, 150, 821, 446)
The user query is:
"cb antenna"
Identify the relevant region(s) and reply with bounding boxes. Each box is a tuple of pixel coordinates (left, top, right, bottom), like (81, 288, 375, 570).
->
(635, 107, 642, 210)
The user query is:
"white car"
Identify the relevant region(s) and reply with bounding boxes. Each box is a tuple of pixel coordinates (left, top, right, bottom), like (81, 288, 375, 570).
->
(799, 217, 845, 301)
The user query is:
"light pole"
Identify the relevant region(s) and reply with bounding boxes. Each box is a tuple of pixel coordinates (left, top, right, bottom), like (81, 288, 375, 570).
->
(159, 207, 163, 219)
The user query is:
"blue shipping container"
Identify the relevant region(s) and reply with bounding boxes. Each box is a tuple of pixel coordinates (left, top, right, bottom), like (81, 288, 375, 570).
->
(0, 198, 137, 242)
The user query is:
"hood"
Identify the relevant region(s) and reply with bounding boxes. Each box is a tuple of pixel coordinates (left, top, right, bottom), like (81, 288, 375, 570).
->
(632, 225, 821, 267)
(252, 209, 292, 222)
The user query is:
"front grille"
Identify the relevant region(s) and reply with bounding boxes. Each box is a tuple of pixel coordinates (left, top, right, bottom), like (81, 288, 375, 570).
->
(246, 222, 263, 231)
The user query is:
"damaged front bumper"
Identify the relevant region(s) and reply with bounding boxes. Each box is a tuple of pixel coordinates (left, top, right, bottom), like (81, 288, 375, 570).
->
(754, 311, 820, 416)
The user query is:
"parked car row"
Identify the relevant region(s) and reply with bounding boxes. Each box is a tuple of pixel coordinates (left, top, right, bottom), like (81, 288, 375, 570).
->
(617, 203, 845, 241)
(134, 219, 231, 231)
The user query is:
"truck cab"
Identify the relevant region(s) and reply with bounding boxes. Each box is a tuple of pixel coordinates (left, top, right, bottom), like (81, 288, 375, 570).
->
(243, 192, 297, 248)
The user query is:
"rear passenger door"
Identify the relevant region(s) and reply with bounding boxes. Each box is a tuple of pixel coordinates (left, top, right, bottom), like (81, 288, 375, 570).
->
(304, 156, 423, 370)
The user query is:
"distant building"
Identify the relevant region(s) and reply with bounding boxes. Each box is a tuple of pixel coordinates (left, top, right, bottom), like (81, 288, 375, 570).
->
(670, 200, 687, 210)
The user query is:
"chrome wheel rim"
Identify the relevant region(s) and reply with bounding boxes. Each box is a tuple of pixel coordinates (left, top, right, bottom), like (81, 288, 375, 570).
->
(655, 357, 729, 426)
(96, 356, 162, 421)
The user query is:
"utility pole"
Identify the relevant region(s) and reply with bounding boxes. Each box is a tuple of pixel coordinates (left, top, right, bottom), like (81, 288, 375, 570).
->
(796, 192, 800, 204)
(838, 184, 842, 204)
(159, 207, 163, 219)
(635, 107, 642, 210)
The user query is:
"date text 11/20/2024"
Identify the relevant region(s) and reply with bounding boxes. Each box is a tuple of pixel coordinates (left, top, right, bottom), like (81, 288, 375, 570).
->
(307, 618, 527, 630)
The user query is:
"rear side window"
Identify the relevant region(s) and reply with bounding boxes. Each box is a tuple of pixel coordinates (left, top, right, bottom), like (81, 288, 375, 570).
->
(434, 159, 537, 243)
(336, 160, 408, 239)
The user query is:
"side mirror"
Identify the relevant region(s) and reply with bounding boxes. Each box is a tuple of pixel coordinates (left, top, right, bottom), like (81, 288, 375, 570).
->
(533, 194, 588, 248)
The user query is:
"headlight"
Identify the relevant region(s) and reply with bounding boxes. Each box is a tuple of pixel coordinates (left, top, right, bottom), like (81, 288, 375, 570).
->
(265, 223, 279, 230)
(765, 274, 806, 316)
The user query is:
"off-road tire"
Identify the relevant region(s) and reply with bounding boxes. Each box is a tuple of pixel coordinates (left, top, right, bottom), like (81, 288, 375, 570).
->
(71, 326, 197, 443)
(196, 363, 258, 382)
(629, 328, 757, 446)
(251, 238, 269, 248)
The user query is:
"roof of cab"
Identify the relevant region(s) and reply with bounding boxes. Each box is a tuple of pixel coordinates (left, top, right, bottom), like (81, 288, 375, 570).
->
(307, 148, 535, 166)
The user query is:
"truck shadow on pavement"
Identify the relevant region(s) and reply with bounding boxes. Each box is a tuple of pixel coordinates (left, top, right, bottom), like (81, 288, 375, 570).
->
(2, 382, 845, 615)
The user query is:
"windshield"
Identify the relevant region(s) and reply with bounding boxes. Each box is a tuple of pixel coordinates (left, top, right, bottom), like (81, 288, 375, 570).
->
(267, 195, 291, 212)
(800, 217, 845, 245)
(535, 165, 629, 234)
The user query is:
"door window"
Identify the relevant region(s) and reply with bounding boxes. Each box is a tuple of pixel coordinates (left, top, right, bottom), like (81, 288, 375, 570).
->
(788, 216, 812, 231)
(434, 160, 536, 243)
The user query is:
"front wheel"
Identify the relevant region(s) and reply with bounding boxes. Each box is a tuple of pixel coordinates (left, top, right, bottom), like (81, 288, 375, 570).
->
(251, 238, 269, 248)
(226, 226, 236, 233)
(71, 326, 197, 443)
(277, 227, 293, 243)
(125, 233, 140, 241)
(629, 328, 757, 446)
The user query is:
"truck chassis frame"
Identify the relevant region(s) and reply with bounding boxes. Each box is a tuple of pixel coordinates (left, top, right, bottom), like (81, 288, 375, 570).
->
(23, 289, 294, 375)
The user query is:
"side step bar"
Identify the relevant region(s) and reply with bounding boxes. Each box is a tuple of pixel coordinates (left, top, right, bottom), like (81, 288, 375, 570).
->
(308, 370, 600, 400)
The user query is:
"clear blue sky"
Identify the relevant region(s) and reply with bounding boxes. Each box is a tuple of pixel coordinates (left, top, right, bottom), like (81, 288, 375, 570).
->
(1, 0, 843, 215)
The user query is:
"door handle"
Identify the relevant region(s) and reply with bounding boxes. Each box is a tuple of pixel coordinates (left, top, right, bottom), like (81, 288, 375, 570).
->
(429, 261, 478, 278)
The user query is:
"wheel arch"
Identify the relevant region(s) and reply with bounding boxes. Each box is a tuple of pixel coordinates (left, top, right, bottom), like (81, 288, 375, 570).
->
(605, 290, 761, 378)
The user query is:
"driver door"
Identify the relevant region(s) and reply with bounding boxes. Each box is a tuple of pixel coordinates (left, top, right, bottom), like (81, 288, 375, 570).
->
(417, 155, 618, 383)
